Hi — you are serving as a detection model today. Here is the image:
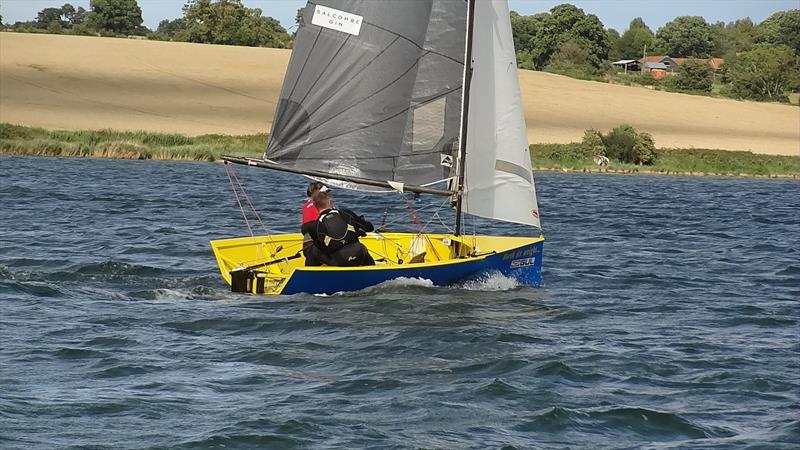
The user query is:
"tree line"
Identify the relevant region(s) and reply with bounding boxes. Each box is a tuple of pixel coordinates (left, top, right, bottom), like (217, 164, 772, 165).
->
(511, 5, 799, 102)
(3, 1, 798, 102)
(1, 0, 291, 48)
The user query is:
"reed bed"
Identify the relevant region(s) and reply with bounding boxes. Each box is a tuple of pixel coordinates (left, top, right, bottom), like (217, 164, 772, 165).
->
(0, 124, 265, 161)
(2, 123, 797, 178)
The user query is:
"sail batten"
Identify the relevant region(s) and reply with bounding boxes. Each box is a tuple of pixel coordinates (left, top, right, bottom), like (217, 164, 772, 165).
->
(267, 0, 540, 229)
(266, 0, 467, 189)
(462, 0, 541, 229)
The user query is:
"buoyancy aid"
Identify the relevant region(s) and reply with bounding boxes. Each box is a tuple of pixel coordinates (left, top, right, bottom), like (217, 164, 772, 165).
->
(316, 209, 362, 253)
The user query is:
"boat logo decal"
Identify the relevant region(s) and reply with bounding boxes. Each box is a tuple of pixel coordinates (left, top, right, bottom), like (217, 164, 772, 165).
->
(510, 257, 536, 269)
(312, 5, 363, 36)
(502, 247, 539, 260)
(440, 154, 453, 167)
(531, 210, 539, 218)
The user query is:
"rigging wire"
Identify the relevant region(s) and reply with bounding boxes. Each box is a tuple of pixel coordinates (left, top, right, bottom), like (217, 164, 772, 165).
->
(402, 195, 426, 235)
(225, 162, 253, 236)
(379, 197, 447, 230)
(381, 203, 390, 229)
(225, 163, 271, 236)
(224, 163, 283, 266)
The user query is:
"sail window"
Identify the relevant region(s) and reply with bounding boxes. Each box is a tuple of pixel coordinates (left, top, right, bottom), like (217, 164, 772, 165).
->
(494, 159, 533, 184)
(412, 97, 446, 152)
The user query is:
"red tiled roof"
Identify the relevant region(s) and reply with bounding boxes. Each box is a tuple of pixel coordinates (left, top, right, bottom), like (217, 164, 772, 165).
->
(640, 56, 725, 70)
(708, 58, 725, 70)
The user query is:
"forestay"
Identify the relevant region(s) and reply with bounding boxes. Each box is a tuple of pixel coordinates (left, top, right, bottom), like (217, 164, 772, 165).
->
(461, 0, 541, 229)
(266, 0, 467, 188)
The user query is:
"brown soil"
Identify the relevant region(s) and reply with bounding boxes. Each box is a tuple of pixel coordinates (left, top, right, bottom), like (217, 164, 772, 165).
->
(2, 32, 798, 155)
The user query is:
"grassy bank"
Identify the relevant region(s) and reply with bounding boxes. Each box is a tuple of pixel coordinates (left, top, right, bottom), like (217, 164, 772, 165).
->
(0, 123, 265, 161)
(532, 143, 799, 177)
(1, 124, 797, 178)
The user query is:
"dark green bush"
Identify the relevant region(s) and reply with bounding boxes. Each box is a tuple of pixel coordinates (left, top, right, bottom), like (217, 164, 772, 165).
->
(676, 59, 714, 92)
(581, 129, 606, 156)
(602, 124, 658, 165)
(603, 124, 638, 162)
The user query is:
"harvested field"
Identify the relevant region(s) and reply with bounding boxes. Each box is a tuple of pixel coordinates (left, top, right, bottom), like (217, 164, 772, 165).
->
(1, 32, 798, 156)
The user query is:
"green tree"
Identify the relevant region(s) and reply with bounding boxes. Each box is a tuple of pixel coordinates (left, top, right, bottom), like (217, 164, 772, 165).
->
(601, 124, 658, 165)
(676, 59, 714, 91)
(756, 10, 800, 54)
(155, 18, 187, 39)
(176, 0, 290, 48)
(511, 11, 551, 69)
(61, 4, 76, 24)
(62, 4, 89, 27)
(656, 16, 715, 57)
(544, 41, 599, 79)
(629, 17, 649, 30)
(617, 24, 655, 59)
(607, 28, 621, 61)
(633, 132, 657, 165)
(603, 124, 638, 163)
(722, 45, 800, 100)
(511, 4, 609, 70)
(617, 18, 655, 59)
(581, 129, 606, 156)
(713, 18, 757, 58)
(47, 21, 64, 33)
(89, 0, 143, 35)
(36, 7, 65, 28)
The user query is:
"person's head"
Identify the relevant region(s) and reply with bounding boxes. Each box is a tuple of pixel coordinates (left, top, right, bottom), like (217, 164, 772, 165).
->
(307, 181, 326, 197)
(312, 188, 333, 211)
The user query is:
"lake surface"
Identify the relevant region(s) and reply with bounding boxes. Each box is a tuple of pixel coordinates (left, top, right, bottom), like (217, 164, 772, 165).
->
(1, 156, 798, 449)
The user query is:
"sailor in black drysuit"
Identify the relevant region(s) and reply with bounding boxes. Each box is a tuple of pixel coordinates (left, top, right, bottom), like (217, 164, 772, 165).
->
(306, 191, 375, 267)
(314, 208, 376, 267)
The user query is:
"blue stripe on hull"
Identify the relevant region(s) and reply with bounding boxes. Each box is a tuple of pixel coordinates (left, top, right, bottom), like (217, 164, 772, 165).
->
(280, 241, 542, 295)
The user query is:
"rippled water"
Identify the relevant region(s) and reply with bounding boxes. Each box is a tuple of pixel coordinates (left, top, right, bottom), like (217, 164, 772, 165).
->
(1, 156, 798, 449)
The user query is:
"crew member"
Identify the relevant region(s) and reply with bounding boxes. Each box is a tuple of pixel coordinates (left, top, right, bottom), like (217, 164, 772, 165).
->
(311, 189, 375, 267)
(301, 181, 328, 266)
(302, 181, 325, 226)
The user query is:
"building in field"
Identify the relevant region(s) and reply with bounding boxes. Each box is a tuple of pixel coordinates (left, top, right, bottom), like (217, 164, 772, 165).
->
(611, 59, 641, 73)
(639, 56, 725, 76)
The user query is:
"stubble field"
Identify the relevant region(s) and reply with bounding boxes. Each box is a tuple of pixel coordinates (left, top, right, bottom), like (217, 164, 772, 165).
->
(1, 32, 798, 156)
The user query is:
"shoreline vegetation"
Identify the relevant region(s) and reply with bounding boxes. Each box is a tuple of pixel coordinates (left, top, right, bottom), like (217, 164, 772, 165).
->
(1, 123, 797, 179)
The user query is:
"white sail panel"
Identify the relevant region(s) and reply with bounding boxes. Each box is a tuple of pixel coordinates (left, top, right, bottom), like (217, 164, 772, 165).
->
(462, 0, 541, 229)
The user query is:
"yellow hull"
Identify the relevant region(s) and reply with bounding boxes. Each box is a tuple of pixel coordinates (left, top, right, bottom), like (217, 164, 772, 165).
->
(210, 232, 544, 295)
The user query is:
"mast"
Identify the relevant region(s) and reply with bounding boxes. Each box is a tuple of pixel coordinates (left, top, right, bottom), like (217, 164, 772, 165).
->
(453, 0, 476, 237)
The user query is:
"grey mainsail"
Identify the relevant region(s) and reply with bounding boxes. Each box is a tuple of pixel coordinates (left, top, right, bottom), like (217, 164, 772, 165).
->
(266, 0, 467, 188)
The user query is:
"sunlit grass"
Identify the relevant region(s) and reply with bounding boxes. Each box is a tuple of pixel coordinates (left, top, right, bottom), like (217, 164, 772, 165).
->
(532, 143, 799, 177)
(0, 123, 265, 161)
(2, 123, 797, 177)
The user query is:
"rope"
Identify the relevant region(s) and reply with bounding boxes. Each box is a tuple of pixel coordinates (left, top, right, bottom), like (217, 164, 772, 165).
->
(403, 196, 426, 235)
(379, 197, 446, 229)
(381, 204, 390, 229)
(225, 162, 253, 236)
(225, 162, 271, 236)
(422, 197, 453, 234)
(224, 163, 282, 265)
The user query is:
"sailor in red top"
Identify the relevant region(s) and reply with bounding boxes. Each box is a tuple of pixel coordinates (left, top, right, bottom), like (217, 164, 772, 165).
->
(302, 181, 326, 226)
(302, 198, 320, 225)
(301, 181, 327, 266)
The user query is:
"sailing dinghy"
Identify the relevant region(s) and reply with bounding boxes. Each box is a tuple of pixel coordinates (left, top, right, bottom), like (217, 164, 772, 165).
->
(212, 0, 544, 295)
